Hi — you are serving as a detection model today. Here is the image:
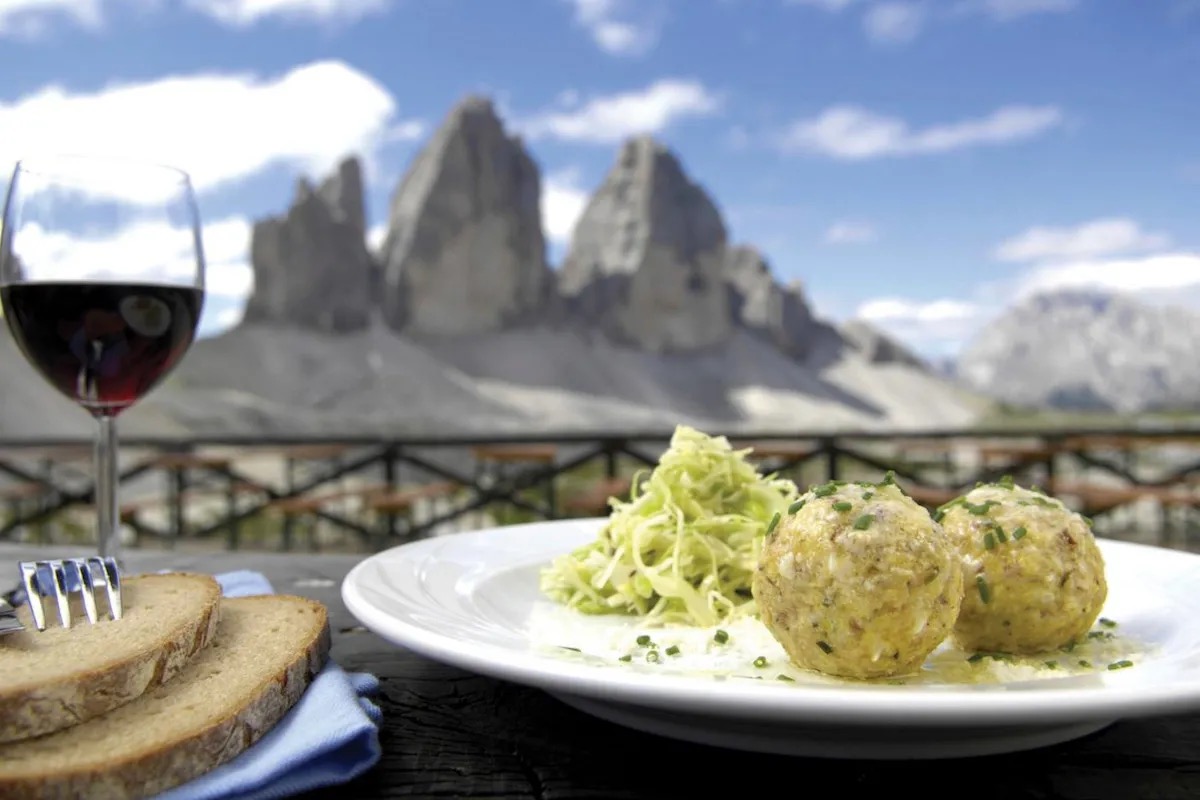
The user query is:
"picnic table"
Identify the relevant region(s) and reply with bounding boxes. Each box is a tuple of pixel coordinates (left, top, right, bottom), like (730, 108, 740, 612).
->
(1, 541, 1196, 799)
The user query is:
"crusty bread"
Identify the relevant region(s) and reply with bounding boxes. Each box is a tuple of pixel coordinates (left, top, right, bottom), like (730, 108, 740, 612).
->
(0, 594, 331, 800)
(0, 572, 222, 743)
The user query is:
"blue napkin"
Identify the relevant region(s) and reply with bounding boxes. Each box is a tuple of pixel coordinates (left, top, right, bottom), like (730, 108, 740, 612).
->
(151, 569, 383, 800)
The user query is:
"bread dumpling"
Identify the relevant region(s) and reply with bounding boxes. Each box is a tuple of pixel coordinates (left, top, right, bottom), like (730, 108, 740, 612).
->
(937, 479, 1107, 655)
(752, 476, 964, 680)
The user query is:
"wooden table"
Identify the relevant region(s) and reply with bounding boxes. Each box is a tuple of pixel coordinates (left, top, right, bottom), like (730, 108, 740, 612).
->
(3, 543, 1198, 799)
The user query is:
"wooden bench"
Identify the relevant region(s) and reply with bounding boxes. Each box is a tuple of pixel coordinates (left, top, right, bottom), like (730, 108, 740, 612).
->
(900, 483, 960, 509)
(267, 483, 392, 516)
(263, 443, 358, 461)
(471, 444, 559, 465)
(563, 477, 633, 516)
(734, 441, 812, 461)
(363, 481, 462, 514)
(1047, 479, 1198, 516)
(119, 481, 264, 523)
(145, 452, 235, 471)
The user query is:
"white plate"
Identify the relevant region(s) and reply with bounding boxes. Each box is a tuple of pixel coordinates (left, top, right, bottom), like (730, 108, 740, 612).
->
(341, 518, 1200, 760)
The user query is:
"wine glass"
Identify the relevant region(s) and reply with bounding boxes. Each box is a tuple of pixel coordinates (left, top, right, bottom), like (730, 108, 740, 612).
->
(0, 154, 206, 563)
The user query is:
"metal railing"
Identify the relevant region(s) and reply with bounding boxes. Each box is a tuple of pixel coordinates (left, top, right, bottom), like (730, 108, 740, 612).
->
(0, 426, 1196, 551)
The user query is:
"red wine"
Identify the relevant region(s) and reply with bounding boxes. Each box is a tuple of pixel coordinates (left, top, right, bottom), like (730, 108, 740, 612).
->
(0, 281, 204, 417)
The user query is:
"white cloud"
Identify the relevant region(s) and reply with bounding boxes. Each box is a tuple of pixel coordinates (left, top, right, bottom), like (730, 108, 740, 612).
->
(212, 304, 245, 330)
(6, 215, 251, 297)
(564, 0, 663, 56)
(994, 218, 1171, 263)
(542, 169, 590, 246)
(863, 2, 926, 44)
(959, 0, 1077, 22)
(518, 80, 721, 145)
(366, 222, 388, 252)
(0, 0, 101, 36)
(185, 0, 389, 27)
(855, 297, 984, 355)
(0, 60, 407, 197)
(385, 119, 426, 143)
(1016, 253, 1200, 299)
(824, 220, 877, 244)
(778, 104, 1063, 160)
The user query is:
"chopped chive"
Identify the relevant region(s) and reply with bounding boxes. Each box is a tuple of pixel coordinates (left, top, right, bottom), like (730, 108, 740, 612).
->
(853, 514, 874, 530)
(714, 629, 729, 644)
(863, 491, 874, 501)
(665, 644, 680, 656)
(636, 634, 652, 646)
(1088, 630, 1115, 641)
(966, 500, 1000, 516)
(559, 646, 581, 652)
(646, 650, 660, 663)
(967, 653, 986, 663)
(788, 499, 806, 514)
(983, 532, 996, 550)
(1100, 617, 1117, 628)
(753, 656, 768, 668)
(998, 475, 1015, 490)
(817, 640, 833, 654)
(1012, 526, 1027, 540)
(881, 471, 896, 486)
(1078, 659, 1092, 668)
(1083, 516, 1094, 527)
(933, 509, 945, 523)
(765, 512, 781, 536)
(618, 654, 632, 662)
(813, 484, 838, 497)
(995, 526, 1008, 544)
(777, 674, 795, 682)
(1107, 660, 1134, 671)
(976, 575, 991, 604)
(832, 501, 853, 512)
(1043, 660, 1059, 669)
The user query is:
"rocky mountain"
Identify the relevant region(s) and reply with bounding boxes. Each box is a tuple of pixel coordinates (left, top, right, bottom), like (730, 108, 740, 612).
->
(958, 290, 1200, 412)
(243, 158, 374, 333)
(378, 95, 551, 336)
(724, 245, 825, 359)
(559, 136, 732, 352)
(840, 320, 927, 369)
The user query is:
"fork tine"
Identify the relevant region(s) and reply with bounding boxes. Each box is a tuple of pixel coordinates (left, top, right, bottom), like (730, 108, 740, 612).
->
(19, 562, 45, 632)
(70, 559, 99, 624)
(97, 557, 122, 621)
(49, 561, 71, 629)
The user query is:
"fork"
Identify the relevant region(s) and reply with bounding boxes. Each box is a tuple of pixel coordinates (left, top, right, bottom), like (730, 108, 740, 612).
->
(11, 557, 123, 632)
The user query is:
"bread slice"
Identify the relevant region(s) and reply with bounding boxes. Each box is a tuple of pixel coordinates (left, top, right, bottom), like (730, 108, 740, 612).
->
(0, 594, 331, 800)
(0, 572, 222, 743)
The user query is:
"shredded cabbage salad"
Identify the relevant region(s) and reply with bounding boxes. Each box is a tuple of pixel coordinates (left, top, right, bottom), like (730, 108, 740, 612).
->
(539, 425, 799, 627)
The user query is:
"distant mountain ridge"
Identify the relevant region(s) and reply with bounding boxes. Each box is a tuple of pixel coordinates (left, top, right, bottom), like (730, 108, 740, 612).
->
(957, 289, 1200, 413)
(153, 93, 990, 437)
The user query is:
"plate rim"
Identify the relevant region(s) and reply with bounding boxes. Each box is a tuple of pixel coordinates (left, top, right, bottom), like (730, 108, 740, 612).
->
(341, 517, 1200, 727)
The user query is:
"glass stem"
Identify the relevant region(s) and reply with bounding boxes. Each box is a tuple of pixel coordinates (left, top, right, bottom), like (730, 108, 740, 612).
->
(95, 415, 120, 562)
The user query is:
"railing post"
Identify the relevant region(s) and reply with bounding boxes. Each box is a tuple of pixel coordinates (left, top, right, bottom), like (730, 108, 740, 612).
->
(383, 445, 398, 541)
(824, 437, 840, 483)
(170, 463, 187, 549)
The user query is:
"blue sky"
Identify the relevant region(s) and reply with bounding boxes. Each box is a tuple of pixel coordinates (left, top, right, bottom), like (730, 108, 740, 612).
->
(1, 0, 1198, 358)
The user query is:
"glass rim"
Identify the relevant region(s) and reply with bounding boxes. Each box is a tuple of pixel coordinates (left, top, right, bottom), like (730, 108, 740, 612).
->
(11, 153, 195, 188)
